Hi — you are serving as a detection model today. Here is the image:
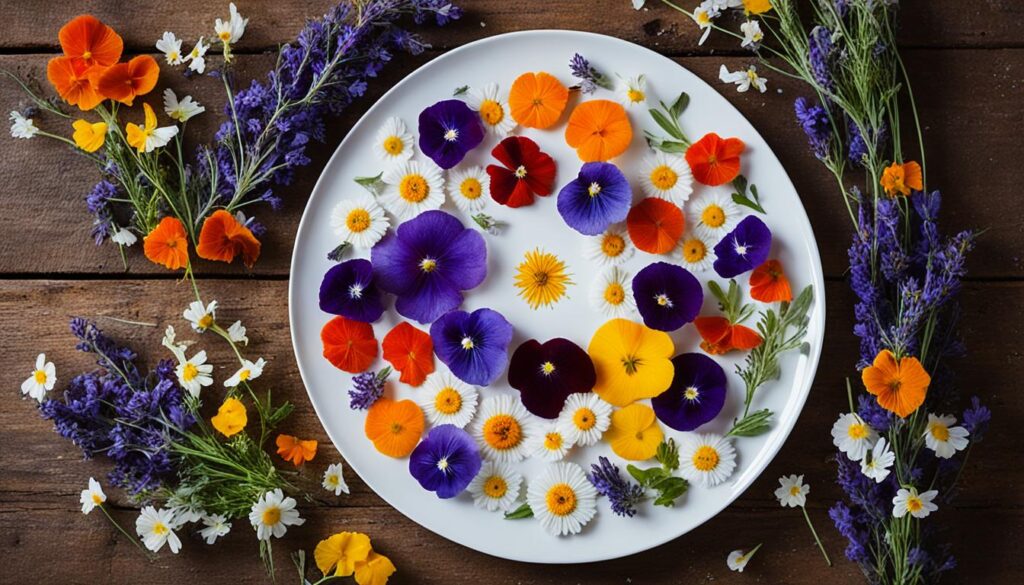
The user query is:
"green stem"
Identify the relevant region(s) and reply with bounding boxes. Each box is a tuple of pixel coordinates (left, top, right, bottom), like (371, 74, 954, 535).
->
(802, 506, 832, 567)
(98, 504, 152, 560)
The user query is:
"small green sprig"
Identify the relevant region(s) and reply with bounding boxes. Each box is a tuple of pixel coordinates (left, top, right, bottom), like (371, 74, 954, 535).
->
(452, 85, 469, 96)
(626, 439, 690, 507)
(708, 279, 757, 325)
(731, 175, 766, 214)
(326, 241, 350, 262)
(472, 213, 504, 235)
(353, 172, 384, 196)
(645, 92, 691, 153)
(504, 502, 534, 519)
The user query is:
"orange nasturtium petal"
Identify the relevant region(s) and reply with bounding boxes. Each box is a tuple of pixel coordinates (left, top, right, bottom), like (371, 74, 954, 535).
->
(143, 216, 189, 270)
(321, 316, 378, 373)
(381, 322, 434, 387)
(275, 433, 318, 466)
(861, 349, 930, 418)
(97, 55, 159, 105)
(364, 398, 424, 458)
(626, 197, 685, 254)
(729, 324, 764, 350)
(749, 259, 793, 303)
(196, 209, 262, 267)
(685, 132, 745, 186)
(58, 15, 123, 69)
(564, 99, 633, 162)
(46, 56, 104, 111)
(508, 72, 569, 129)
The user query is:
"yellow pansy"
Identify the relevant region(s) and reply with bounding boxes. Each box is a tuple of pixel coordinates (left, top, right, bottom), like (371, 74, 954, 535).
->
(354, 551, 397, 585)
(314, 531, 372, 577)
(744, 0, 772, 15)
(587, 318, 674, 406)
(604, 403, 664, 461)
(210, 397, 247, 437)
(125, 102, 178, 153)
(72, 119, 107, 152)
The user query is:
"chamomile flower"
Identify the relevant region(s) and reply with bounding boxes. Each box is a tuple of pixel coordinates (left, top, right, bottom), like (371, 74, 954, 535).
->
(224, 358, 266, 388)
(418, 372, 478, 429)
(639, 151, 693, 205)
(727, 544, 762, 572)
(183, 299, 217, 332)
(693, 1, 721, 45)
(740, 20, 764, 49)
(466, 460, 523, 512)
(472, 394, 537, 463)
(678, 433, 737, 488)
(185, 37, 210, 74)
(136, 506, 182, 554)
(110, 227, 138, 247)
(156, 32, 184, 65)
(892, 487, 939, 519)
(774, 474, 809, 508)
(690, 192, 740, 242)
(322, 462, 350, 496)
(674, 231, 716, 272)
(831, 412, 877, 461)
(584, 223, 635, 267)
(373, 116, 415, 165)
(227, 320, 248, 345)
(616, 74, 647, 108)
(446, 165, 490, 213)
(719, 64, 768, 94)
(215, 2, 248, 47)
(163, 89, 205, 123)
(9, 111, 38, 139)
(466, 82, 516, 136)
(329, 192, 390, 249)
(176, 350, 214, 398)
(380, 160, 445, 221)
(80, 477, 106, 514)
(529, 426, 571, 461)
(21, 353, 55, 402)
(249, 488, 304, 541)
(199, 514, 231, 544)
(526, 462, 598, 536)
(588, 266, 636, 318)
(923, 413, 970, 459)
(860, 437, 895, 483)
(556, 392, 612, 446)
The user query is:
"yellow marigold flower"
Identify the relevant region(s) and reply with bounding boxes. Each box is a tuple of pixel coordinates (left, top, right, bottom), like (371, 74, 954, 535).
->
(604, 403, 663, 461)
(743, 0, 773, 15)
(315, 531, 372, 577)
(513, 248, 573, 310)
(72, 119, 107, 152)
(587, 318, 674, 406)
(880, 161, 923, 197)
(211, 397, 247, 437)
(354, 551, 397, 585)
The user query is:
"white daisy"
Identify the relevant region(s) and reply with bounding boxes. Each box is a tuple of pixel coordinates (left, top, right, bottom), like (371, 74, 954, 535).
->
(678, 433, 737, 488)
(528, 426, 571, 461)
(224, 357, 266, 388)
(923, 413, 970, 459)
(774, 474, 809, 508)
(176, 350, 214, 398)
(693, 0, 721, 45)
(214, 2, 248, 46)
(380, 160, 445, 221)
(588, 266, 637, 318)
(132, 103, 179, 152)
(227, 320, 248, 345)
(472, 394, 537, 463)
(21, 352, 56, 402)
(80, 477, 106, 514)
(185, 37, 210, 74)
(860, 437, 895, 483)
(418, 372, 478, 429)
(719, 64, 768, 94)
(674, 230, 716, 273)
(690, 192, 740, 242)
(831, 412, 877, 462)
(169, 505, 203, 528)
(136, 506, 182, 554)
(155, 31, 183, 65)
(639, 151, 693, 205)
(446, 166, 490, 214)
(727, 544, 762, 572)
(322, 462, 350, 496)
(163, 89, 205, 123)
(583, 223, 635, 267)
(465, 82, 516, 136)
(616, 74, 647, 108)
(372, 116, 415, 165)
(556, 393, 612, 446)
(892, 487, 939, 519)
(526, 462, 598, 536)
(199, 513, 231, 544)
(740, 20, 764, 49)
(110, 227, 138, 247)
(249, 488, 304, 541)
(9, 111, 39, 139)
(329, 192, 389, 249)
(466, 460, 523, 512)
(183, 299, 217, 332)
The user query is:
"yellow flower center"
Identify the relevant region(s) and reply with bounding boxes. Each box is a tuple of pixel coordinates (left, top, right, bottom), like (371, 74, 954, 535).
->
(436, 457, 450, 472)
(655, 294, 673, 307)
(382, 135, 404, 155)
(847, 423, 868, 440)
(603, 283, 625, 305)
(190, 47, 201, 58)
(906, 496, 923, 513)
(389, 422, 404, 435)
(483, 414, 522, 450)
(601, 234, 625, 257)
(218, 31, 232, 41)
(544, 432, 563, 451)
(91, 493, 103, 505)
(545, 483, 577, 517)
(789, 485, 802, 496)
(399, 174, 429, 203)
(444, 128, 458, 141)
(434, 388, 462, 415)
(345, 208, 372, 233)
(152, 521, 168, 536)
(684, 386, 700, 401)
(929, 423, 950, 442)
(239, 369, 251, 382)
(182, 363, 199, 382)
(484, 476, 507, 498)
(682, 238, 707, 262)
(650, 165, 678, 190)
(479, 100, 505, 125)
(326, 475, 339, 487)
(692, 445, 720, 472)
(514, 165, 528, 179)
(459, 178, 483, 200)
(33, 370, 47, 384)
(169, 51, 180, 61)
(573, 408, 596, 431)
(587, 182, 602, 197)
(461, 336, 475, 350)
(82, 50, 92, 60)
(419, 258, 437, 273)
(746, 69, 760, 83)
(697, 11, 711, 26)
(261, 507, 281, 526)
(702, 204, 726, 228)
(627, 88, 645, 103)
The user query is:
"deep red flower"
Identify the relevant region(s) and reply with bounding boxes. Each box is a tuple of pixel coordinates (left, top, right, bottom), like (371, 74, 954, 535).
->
(486, 136, 556, 208)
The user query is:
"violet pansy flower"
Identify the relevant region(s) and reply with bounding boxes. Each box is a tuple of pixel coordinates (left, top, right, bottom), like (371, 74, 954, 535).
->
(508, 338, 596, 419)
(418, 99, 485, 169)
(632, 262, 703, 332)
(557, 162, 632, 235)
(371, 210, 487, 324)
(430, 308, 513, 386)
(409, 424, 482, 499)
(713, 215, 772, 278)
(651, 353, 727, 431)
(319, 259, 385, 322)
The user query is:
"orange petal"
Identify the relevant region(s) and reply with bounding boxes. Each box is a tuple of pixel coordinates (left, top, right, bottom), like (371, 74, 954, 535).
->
(626, 197, 685, 254)
(564, 100, 633, 162)
(729, 324, 764, 350)
(381, 322, 434, 387)
(321, 316, 377, 373)
(143, 216, 189, 270)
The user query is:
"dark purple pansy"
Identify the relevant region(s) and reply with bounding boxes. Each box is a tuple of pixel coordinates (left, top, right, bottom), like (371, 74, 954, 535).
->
(319, 259, 385, 322)
(556, 162, 632, 235)
(651, 353, 727, 431)
(408, 424, 482, 499)
(508, 338, 596, 419)
(713, 215, 773, 278)
(632, 262, 703, 331)
(418, 99, 485, 169)
(430, 308, 513, 386)
(371, 210, 487, 324)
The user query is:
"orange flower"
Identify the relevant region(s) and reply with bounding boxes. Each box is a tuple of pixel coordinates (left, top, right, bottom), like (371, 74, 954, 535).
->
(694, 316, 763, 355)
(861, 349, 930, 418)
(46, 57, 104, 111)
(96, 55, 159, 106)
(508, 72, 569, 129)
(685, 132, 745, 186)
(749, 259, 793, 303)
(626, 197, 685, 254)
(381, 322, 434, 387)
(364, 397, 424, 458)
(321, 316, 378, 373)
(196, 210, 262, 268)
(880, 161, 923, 197)
(143, 216, 189, 270)
(58, 15, 123, 69)
(275, 433, 318, 466)
(564, 100, 633, 162)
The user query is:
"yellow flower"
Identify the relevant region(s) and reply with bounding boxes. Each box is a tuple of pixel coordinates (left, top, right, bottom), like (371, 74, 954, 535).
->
(743, 0, 773, 15)
(587, 318, 674, 406)
(355, 551, 397, 585)
(72, 119, 107, 152)
(314, 531, 372, 577)
(211, 397, 247, 437)
(513, 248, 573, 310)
(125, 102, 178, 153)
(604, 404, 663, 461)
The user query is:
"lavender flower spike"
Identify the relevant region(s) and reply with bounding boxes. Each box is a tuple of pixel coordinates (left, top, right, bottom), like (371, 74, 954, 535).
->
(588, 456, 645, 517)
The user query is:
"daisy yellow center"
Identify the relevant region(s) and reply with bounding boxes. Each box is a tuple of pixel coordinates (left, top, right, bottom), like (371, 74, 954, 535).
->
(459, 178, 483, 200)
(587, 182, 602, 197)
(182, 363, 199, 382)
(627, 88, 645, 103)
(684, 386, 700, 401)
(601, 234, 626, 257)
(434, 388, 462, 415)
(692, 445, 720, 472)
(603, 283, 625, 305)
(746, 69, 760, 84)
(326, 475, 339, 486)
(399, 174, 430, 203)
(479, 100, 505, 125)
(483, 414, 522, 450)
(696, 12, 712, 26)
(198, 314, 214, 329)
(239, 369, 251, 382)
(789, 485, 802, 496)
(261, 507, 281, 526)
(929, 424, 950, 442)
(545, 484, 577, 517)
(382, 135, 404, 155)
(33, 370, 47, 384)
(573, 408, 596, 431)
(152, 521, 168, 535)
(847, 423, 869, 440)
(420, 258, 437, 273)
(484, 476, 507, 498)
(702, 204, 726, 228)
(461, 336, 475, 350)
(540, 361, 556, 375)
(219, 31, 232, 41)
(650, 165, 678, 190)
(514, 165, 528, 179)
(906, 496, 923, 513)
(346, 208, 372, 233)
(544, 432, 563, 450)
(91, 494, 103, 504)
(682, 238, 707, 262)
(190, 47, 201, 58)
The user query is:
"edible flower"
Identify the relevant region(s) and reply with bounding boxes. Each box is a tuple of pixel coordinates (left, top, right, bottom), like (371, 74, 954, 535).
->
(275, 434, 318, 466)
(211, 397, 247, 437)
(584, 223, 635, 266)
(695, 316, 762, 355)
(21, 353, 56, 403)
(861, 349, 930, 418)
(677, 433, 737, 487)
(379, 160, 445, 220)
(409, 424, 482, 499)
(136, 506, 182, 553)
(631, 262, 703, 332)
(364, 398, 425, 458)
(447, 166, 490, 213)
(892, 487, 938, 519)
(556, 392, 612, 446)
(319, 259, 385, 323)
(472, 394, 537, 463)
(321, 316, 378, 373)
(430, 308, 513, 386)
(466, 82, 516, 136)
(143, 216, 189, 270)
(713, 215, 773, 278)
(749, 259, 793, 302)
(382, 322, 435, 387)
(355, 551, 397, 585)
(880, 160, 923, 197)
(508, 71, 569, 129)
(373, 116, 414, 165)
(97, 55, 160, 106)
(125, 102, 179, 153)
(46, 56, 104, 111)
(589, 266, 637, 318)
(349, 368, 390, 411)
(508, 338, 596, 419)
(685, 132, 745, 186)
(249, 488, 304, 541)
(626, 197, 685, 255)
(72, 119, 107, 152)
(196, 209, 261, 267)
(605, 403, 664, 461)
(487, 136, 557, 208)
(155, 31, 184, 65)
(513, 248, 573, 310)
(163, 88, 205, 122)
(923, 413, 970, 459)
(557, 161, 632, 235)
(744, 0, 773, 15)
(80, 477, 106, 515)
(418, 99, 485, 169)
(719, 64, 768, 93)
(651, 353, 727, 431)
(315, 531, 371, 577)
(526, 462, 597, 536)
(564, 99, 633, 162)
(466, 460, 523, 512)
(588, 318, 674, 406)
(616, 74, 647, 108)
(322, 462, 350, 496)
(640, 151, 693, 205)
(329, 191, 389, 249)
(57, 15, 123, 70)
(418, 372, 478, 428)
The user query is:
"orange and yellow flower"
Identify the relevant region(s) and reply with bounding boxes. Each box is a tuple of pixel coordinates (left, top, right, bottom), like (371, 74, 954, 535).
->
(143, 216, 189, 270)
(743, 0, 773, 15)
(588, 318, 674, 406)
(196, 209, 262, 267)
(880, 161, 923, 197)
(275, 434, 318, 466)
(315, 531, 372, 577)
(364, 398, 424, 458)
(96, 55, 160, 106)
(72, 119, 107, 152)
(211, 397, 247, 437)
(381, 322, 434, 387)
(46, 57, 105, 111)
(57, 15, 123, 70)
(604, 403, 664, 461)
(564, 99, 633, 162)
(508, 72, 569, 129)
(321, 316, 378, 374)
(749, 259, 793, 303)
(861, 349, 930, 418)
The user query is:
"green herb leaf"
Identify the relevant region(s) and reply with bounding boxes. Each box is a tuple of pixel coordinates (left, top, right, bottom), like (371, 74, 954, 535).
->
(727, 409, 774, 437)
(453, 85, 469, 96)
(730, 174, 767, 214)
(652, 477, 689, 507)
(353, 173, 384, 196)
(504, 502, 534, 519)
(655, 438, 680, 471)
(670, 92, 690, 118)
(649, 109, 684, 142)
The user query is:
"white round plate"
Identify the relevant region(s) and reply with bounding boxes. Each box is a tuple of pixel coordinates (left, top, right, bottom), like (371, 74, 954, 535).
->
(290, 30, 825, 564)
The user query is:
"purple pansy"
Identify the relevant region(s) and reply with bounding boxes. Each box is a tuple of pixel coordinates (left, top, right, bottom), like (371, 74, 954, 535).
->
(508, 338, 596, 419)
(418, 99, 485, 169)
(409, 424, 482, 499)
(319, 259, 385, 322)
(430, 308, 513, 386)
(632, 262, 703, 332)
(651, 353, 727, 431)
(713, 215, 773, 278)
(557, 162, 632, 235)
(371, 210, 487, 324)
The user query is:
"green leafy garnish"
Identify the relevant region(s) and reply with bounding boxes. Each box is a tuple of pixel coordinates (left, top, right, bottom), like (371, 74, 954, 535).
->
(353, 172, 384, 196)
(625, 439, 689, 508)
(504, 502, 534, 519)
(453, 85, 469, 96)
(731, 175, 766, 214)
(644, 92, 691, 153)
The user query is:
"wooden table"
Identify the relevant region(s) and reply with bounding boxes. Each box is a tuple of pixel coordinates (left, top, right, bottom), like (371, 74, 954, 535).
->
(1, 1, 1019, 582)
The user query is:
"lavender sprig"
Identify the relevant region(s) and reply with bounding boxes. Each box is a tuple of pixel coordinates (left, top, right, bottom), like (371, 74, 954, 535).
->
(588, 456, 646, 517)
(568, 53, 613, 94)
(348, 367, 391, 410)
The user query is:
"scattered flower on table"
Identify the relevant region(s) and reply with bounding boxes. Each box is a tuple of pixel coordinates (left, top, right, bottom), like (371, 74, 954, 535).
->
(726, 544, 762, 572)
(626, 197, 685, 255)
(616, 74, 647, 108)
(677, 433, 736, 488)
(354, 550, 397, 585)
(640, 151, 693, 205)
(584, 223, 635, 267)
(831, 412, 877, 462)
(632, 262, 703, 332)
(227, 320, 248, 344)
(749, 259, 793, 302)
(199, 513, 231, 545)
(418, 371, 478, 428)
(348, 368, 390, 410)
(214, 1, 248, 57)
(163, 89, 205, 122)
(556, 392, 612, 446)
(719, 64, 767, 93)
(473, 394, 537, 463)
(508, 71, 569, 129)
(743, 0, 772, 14)
(740, 20, 764, 49)
(418, 99, 485, 169)
(250, 488, 304, 541)
(224, 357, 265, 388)
(137, 506, 182, 553)
(184, 299, 218, 332)
(364, 398, 425, 458)
(21, 352, 56, 402)
(588, 456, 646, 517)
(185, 36, 209, 73)
(430, 308, 513, 386)
(713, 215, 772, 278)
(892, 487, 939, 519)
(409, 424, 482, 498)
(589, 266, 637, 318)
(686, 132, 745, 186)
(692, 1, 721, 45)
(651, 353, 727, 431)
(605, 403, 664, 461)
(9, 111, 39, 139)
(126, 101, 178, 153)
(774, 474, 809, 508)
(861, 349, 931, 418)
(176, 349, 214, 397)
(320, 259, 385, 323)
(330, 192, 390, 250)
(110, 226, 136, 246)
(276, 434, 318, 466)
(526, 462, 598, 536)
(675, 231, 716, 273)
(80, 477, 106, 514)
(196, 209, 262, 267)
(691, 191, 740, 242)
(557, 161, 632, 235)
(143, 216, 190, 269)
(156, 31, 184, 64)
(564, 99, 632, 162)
(373, 116, 415, 165)
(487, 135, 557, 208)
(446, 165, 490, 213)
(466, 82, 516, 136)
(880, 160, 923, 197)
(379, 160, 446, 220)
(508, 338, 595, 418)
(72, 119, 107, 152)
(588, 318, 674, 406)
(860, 437, 895, 483)
(923, 413, 970, 459)
(97, 54, 160, 106)
(467, 460, 522, 512)
(211, 396, 248, 437)
(513, 248, 574, 310)
(315, 531, 371, 577)
(323, 462, 351, 496)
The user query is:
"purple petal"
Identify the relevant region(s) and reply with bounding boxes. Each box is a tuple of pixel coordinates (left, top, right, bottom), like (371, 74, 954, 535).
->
(319, 259, 385, 322)
(632, 262, 703, 331)
(508, 338, 596, 418)
(370, 232, 419, 295)
(713, 215, 773, 278)
(418, 100, 485, 169)
(393, 275, 463, 324)
(430, 308, 513, 386)
(557, 162, 632, 235)
(652, 353, 727, 431)
(409, 424, 482, 499)
(439, 227, 488, 291)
